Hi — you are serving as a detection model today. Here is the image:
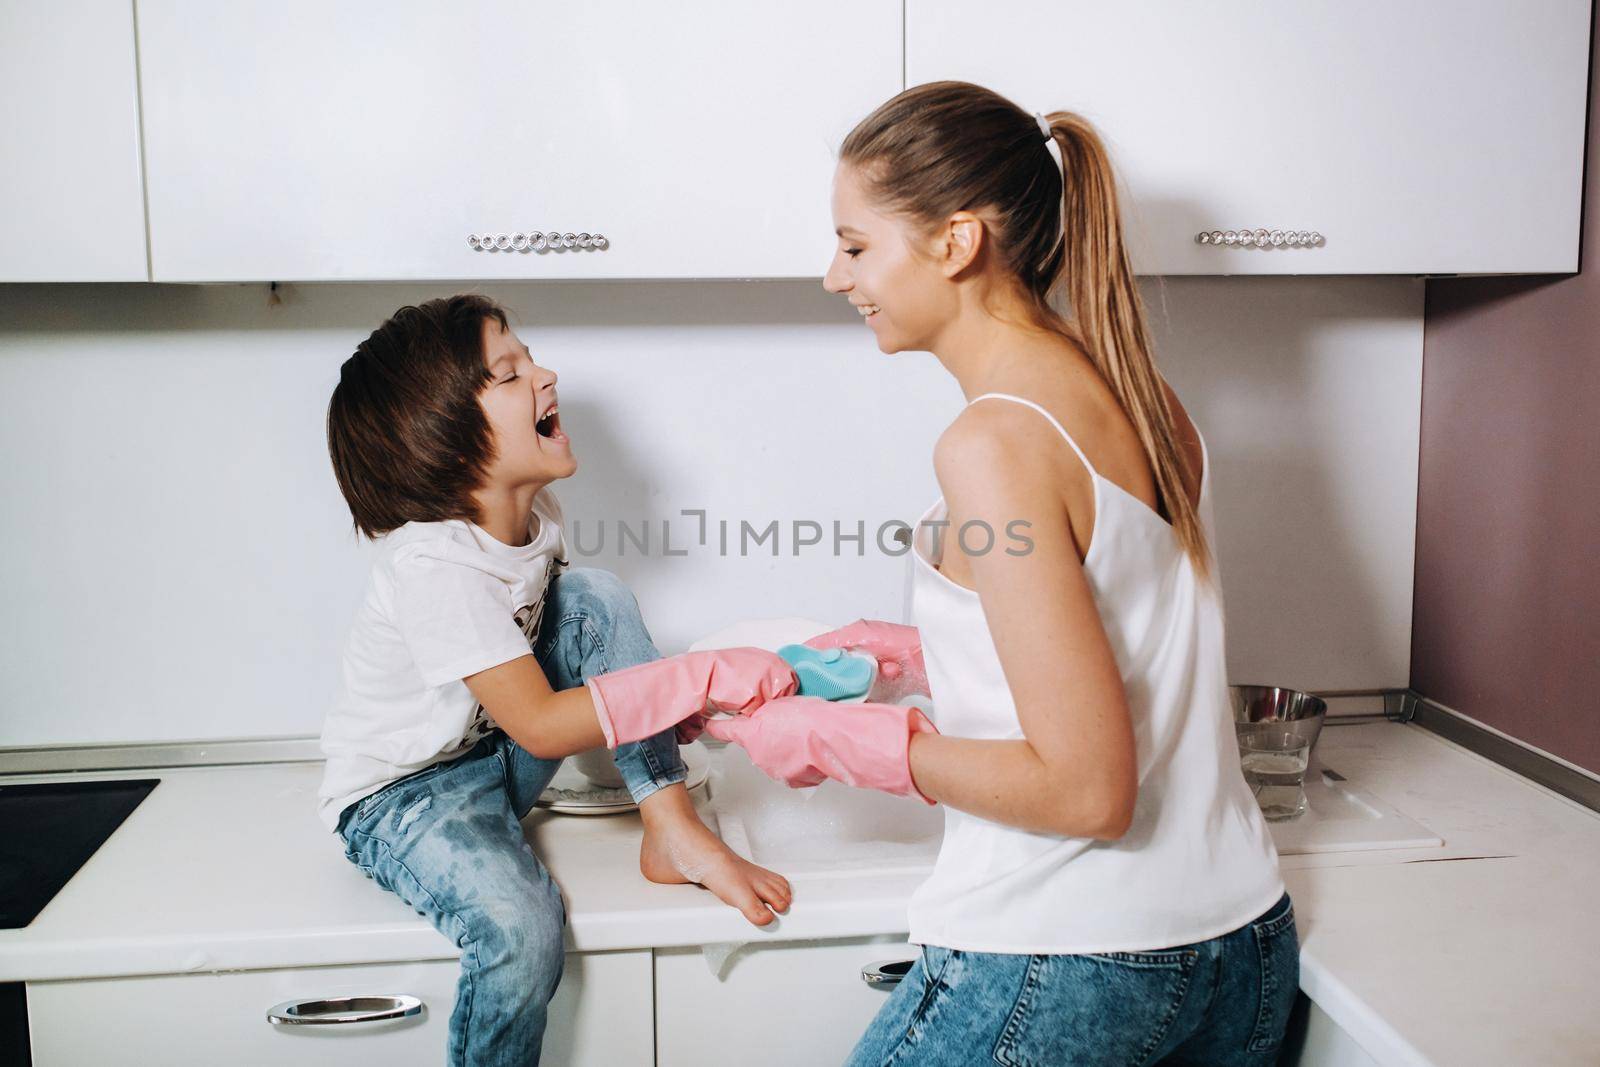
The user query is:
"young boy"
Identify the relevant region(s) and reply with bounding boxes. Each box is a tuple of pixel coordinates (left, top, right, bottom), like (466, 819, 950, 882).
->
(319, 295, 794, 1065)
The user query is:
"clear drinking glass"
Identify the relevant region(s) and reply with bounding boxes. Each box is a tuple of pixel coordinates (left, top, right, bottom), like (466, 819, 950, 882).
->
(1231, 685, 1327, 822)
(1237, 730, 1313, 820)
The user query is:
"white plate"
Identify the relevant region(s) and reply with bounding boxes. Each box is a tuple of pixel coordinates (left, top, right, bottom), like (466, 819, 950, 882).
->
(537, 740, 710, 815)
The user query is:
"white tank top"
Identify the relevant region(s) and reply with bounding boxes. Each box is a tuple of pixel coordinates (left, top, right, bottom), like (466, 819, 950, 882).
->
(906, 393, 1284, 954)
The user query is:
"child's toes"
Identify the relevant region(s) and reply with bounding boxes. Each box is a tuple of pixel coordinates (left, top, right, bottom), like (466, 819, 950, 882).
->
(734, 887, 776, 926)
(758, 873, 792, 912)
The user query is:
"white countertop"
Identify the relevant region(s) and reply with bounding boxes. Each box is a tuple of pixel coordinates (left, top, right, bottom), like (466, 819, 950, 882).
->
(2, 722, 1597, 1066)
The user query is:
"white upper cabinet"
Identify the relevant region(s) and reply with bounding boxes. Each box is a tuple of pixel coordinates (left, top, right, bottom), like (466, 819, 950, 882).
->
(0, 0, 148, 281)
(908, 1, 1591, 275)
(135, 1, 901, 282)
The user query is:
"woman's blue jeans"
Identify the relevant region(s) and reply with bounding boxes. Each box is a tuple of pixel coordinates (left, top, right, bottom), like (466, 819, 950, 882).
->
(846, 893, 1300, 1066)
(335, 567, 686, 1067)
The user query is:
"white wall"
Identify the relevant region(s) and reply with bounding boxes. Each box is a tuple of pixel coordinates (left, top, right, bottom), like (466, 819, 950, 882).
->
(0, 277, 1421, 746)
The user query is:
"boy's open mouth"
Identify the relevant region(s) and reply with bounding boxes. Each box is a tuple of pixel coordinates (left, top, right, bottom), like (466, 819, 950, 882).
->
(536, 403, 566, 443)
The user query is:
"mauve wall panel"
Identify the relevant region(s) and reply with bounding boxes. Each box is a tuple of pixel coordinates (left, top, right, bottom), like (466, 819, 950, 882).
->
(1414, 12, 1600, 774)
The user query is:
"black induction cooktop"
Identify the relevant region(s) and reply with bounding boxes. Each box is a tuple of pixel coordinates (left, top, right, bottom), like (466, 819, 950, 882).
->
(0, 778, 159, 929)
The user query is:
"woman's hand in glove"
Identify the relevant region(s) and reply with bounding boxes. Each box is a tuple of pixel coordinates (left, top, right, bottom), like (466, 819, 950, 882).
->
(706, 695, 938, 803)
(803, 619, 929, 702)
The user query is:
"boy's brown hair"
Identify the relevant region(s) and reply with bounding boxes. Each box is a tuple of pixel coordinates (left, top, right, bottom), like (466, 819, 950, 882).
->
(327, 295, 508, 539)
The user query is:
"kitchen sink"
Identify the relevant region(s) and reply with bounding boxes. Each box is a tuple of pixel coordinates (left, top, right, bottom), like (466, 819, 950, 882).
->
(689, 616, 945, 881)
(690, 616, 1437, 880)
(708, 745, 942, 880)
(706, 741, 1443, 879)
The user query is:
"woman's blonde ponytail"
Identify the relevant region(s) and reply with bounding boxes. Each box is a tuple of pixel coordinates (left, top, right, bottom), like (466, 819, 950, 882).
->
(1041, 112, 1212, 582)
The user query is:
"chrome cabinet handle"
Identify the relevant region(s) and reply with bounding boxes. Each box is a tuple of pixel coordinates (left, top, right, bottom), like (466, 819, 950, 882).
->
(861, 959, 916, 988)
(266, 994, 424, 1026)
(469, 230, 609, 253)
(1196, 229, 1323, 248)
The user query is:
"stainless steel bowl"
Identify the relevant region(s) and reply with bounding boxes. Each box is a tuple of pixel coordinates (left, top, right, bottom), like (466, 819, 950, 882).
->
(1230, 684, 1326, 724)
(1230, 684, 1327, 749)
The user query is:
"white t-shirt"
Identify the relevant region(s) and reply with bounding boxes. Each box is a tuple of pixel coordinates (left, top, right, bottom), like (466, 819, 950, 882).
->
(317, 488, 568, 832)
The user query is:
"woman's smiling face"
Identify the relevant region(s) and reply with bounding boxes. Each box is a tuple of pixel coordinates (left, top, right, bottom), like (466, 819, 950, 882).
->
(824, 163, 954, 354)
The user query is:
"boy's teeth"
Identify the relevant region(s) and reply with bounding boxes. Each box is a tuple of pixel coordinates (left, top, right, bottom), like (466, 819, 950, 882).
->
(857, 304, 880, 316)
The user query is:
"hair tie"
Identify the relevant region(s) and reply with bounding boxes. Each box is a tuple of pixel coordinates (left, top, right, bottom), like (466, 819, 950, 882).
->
(1034, 112, 1067, 262)
(1034, 112, 1064, 170)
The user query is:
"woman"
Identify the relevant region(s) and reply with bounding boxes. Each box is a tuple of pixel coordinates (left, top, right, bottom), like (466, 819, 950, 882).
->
(708, 82, 1298, 1064)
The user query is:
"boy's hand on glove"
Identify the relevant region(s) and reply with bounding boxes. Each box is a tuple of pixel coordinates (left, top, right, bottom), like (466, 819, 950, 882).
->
(586, 648, 799, 749)
(705, 695, 938, 804)
(803, 619, 929, 703)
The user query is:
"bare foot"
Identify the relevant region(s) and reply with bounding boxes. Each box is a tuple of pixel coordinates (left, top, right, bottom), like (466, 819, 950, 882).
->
(638, 784, 792, 927)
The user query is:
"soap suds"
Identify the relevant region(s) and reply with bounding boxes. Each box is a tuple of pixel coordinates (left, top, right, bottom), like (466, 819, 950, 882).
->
(668, 841, 710, 884)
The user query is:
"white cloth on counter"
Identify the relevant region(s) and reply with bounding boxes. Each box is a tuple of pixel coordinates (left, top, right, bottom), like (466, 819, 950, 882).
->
(316, 488, 568, 831)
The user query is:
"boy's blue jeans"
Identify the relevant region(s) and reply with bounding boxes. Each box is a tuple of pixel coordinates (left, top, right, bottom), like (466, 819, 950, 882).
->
(845, 892, 1299, 1066)
(335, 567, 686, 1067)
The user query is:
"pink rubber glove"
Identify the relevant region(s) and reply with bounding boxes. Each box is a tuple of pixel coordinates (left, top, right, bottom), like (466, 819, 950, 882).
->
(705, 695, 938, 804)
(804, 619, 929, 704)
(585, 648, 799, 749)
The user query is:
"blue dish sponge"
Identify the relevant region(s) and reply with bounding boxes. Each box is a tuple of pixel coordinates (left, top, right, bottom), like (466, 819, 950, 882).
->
(777, 644, 876, 702)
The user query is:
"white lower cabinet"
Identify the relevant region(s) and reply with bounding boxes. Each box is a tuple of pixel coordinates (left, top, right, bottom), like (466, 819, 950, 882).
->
(25, 941, 1372, 1065)
(654, 935, 914, 1067)
(653, 939, 1376, 1067)
(28, 950, 652, 1066)
(1285, 995, 1382, 1067)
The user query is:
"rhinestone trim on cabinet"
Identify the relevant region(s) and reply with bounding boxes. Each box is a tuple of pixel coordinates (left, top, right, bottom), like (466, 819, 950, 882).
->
(1195, 229, 1323, 248)
(468, 231, 609, 253)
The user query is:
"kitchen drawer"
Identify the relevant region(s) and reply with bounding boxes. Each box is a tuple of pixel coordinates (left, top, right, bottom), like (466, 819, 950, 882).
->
(28, 950, 652, 1065)
(655, 936, 914, 1067)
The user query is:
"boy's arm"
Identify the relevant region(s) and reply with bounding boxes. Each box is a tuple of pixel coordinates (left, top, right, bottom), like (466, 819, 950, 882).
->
(466, 648, 801, 759)
(464, 655, 604, 760)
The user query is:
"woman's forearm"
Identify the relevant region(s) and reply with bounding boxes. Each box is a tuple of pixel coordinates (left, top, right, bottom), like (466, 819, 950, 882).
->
(908, 731, 1134, 840)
